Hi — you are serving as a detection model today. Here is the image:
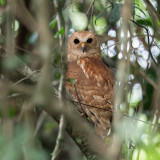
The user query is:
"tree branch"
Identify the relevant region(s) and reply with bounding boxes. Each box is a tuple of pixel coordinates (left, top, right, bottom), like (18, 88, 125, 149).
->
(51, 115, 66, 160)
(6, 54, 106, 160)
(143, 0, 160, 36)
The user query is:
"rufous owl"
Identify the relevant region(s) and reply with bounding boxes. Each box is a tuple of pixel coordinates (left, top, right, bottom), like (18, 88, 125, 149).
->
(66, 31, 114, 139)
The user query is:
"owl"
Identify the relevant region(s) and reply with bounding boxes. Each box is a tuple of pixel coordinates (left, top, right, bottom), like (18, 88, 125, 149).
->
(66, 31, 114, 139)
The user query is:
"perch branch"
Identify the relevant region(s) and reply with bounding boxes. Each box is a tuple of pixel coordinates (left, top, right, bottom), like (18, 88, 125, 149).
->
(4, 53, 107, 159)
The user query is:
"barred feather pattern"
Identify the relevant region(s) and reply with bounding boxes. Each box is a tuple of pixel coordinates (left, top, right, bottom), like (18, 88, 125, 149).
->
(66, 54, 114, 139)
(66, 31, 114, 139)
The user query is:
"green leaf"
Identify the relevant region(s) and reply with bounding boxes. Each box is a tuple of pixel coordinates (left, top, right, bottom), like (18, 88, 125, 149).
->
(76, 138, 82, 144)
(69, 11, 88, 31)
(156, 19, 160, 27)
(136, 19, 153, 27)
(93, 16, 107, 35)
(134, 6, 146, 17)
(109, 3, 121, 24)
(54, 27, 64, 38)
(0, 35, 5, 45)
(49, 18, 57, 29)
(45, 121, 57, 132)
(55, 72, 61, 79)
(87, 116, 91, 121)
(10, 107, 16, 117)
(67, 78, 75, 85)
(83, 156, 87, 160)
(0, 0, 6, 6)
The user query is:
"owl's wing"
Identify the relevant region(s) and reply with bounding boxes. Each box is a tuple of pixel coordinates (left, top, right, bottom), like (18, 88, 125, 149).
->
(77, 56, 114, 90)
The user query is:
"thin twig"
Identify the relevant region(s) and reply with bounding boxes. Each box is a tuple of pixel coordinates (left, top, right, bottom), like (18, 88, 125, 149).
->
(51, 115, 66, 160)
(130, 61, 157, 90)
(131, 20, 160, 68)
(86, 0, 95, 15)
(66, 98, 160, 128)
(52, 2, 67, 160)
(33, 111, 48, 137)
(143, 0, 160, 36)
(12, 70, 38, 86)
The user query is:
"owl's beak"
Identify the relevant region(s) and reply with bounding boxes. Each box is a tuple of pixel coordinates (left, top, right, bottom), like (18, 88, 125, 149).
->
(81, 43, 86, 53)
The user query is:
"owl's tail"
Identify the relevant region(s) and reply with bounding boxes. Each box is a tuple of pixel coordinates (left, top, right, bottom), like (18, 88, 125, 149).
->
(85, 107, 112, 139)
(94, 110, 112, 139)
(95, 123, 110, 139)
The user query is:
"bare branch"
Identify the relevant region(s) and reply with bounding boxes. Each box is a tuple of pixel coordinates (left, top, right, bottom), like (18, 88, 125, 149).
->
(9, 0, 37, 32)
(51, 115, 66, 160)
(143, 0, 160, 36)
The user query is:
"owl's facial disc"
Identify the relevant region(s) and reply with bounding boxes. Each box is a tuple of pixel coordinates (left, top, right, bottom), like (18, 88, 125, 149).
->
(67, 31, 101, 62)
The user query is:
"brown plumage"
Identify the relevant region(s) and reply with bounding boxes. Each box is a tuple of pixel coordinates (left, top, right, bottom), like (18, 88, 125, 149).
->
(66, 31, 114, 139)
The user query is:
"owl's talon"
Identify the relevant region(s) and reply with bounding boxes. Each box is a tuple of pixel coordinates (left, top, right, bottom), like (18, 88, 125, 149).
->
(80, 113, 85, 116)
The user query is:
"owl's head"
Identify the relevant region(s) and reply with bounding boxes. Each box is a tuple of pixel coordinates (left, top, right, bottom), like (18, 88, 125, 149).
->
(67, 31, 101, 62)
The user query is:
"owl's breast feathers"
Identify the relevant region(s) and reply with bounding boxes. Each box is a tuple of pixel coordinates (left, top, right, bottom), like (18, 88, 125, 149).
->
(66, 54, 114, 139)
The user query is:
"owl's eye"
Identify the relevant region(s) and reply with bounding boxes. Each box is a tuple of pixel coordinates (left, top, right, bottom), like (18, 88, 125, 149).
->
(87, 38, 92, 43)
(74, 39, 80, 44)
